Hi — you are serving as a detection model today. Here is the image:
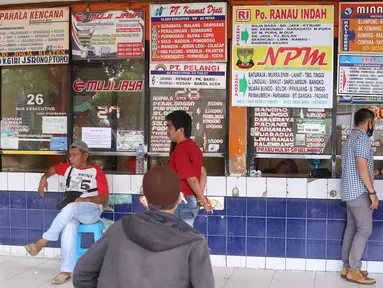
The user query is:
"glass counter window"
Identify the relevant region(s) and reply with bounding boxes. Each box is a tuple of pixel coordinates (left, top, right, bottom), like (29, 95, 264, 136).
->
(1, 65, 69, 151)
(249, 107, 333, 155)
(73, 61, 145, 152)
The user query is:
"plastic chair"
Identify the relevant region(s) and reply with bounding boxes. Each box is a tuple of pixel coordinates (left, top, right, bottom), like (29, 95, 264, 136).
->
(74, 221, 104, 266)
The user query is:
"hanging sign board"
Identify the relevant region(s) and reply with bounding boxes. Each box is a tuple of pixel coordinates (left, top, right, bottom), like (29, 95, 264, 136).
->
(232, 6, 334, 108)
(0, 8, 70, 66)
(150, 3, 227, 62)
(338, 55, 383, 96)
(72, 10, 145, 60)
(339, 2, 383, 54)
(149, 63, 226, 89)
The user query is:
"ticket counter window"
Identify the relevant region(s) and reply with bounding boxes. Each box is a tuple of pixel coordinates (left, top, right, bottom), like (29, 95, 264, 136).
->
(1, 65, 69, 151)
(249, 107, 332, 155)
(73, 61, 145, 153)
(336, 103, 383, 156)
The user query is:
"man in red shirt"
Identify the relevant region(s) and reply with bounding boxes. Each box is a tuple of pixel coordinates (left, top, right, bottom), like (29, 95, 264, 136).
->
(24, 140, 109, 285)
(165, 110, 212, 226)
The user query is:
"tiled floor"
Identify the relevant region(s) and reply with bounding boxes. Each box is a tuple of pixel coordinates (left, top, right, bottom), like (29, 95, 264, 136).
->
(1, 256, 383, 288)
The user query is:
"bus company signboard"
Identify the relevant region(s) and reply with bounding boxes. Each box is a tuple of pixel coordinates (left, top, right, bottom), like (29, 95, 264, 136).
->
(0, 8, 70, 66)
(72, 10, 145, 60)
(232, 6, 334, 108)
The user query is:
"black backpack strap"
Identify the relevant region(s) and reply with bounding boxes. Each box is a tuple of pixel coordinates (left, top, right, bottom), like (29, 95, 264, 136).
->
(65, 166, 73, 189)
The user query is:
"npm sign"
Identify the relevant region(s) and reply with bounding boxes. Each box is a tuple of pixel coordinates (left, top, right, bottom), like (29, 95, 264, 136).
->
(236, 9, 251, 22)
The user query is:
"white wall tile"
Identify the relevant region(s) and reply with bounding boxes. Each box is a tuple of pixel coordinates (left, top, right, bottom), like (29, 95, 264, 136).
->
(7, 173, 24, 191)
(44, 174, 59, 193)
(374, 180, 383, 200)
(306, 259, 326, 271)
(24, 173, 43, 192)
(267, 178, 287, 198)
(210, 255, 226, 267)
(325, 260, 342, 272)
(227, 256, 246, 268)
(226, 177, 246, 197)
(247, 178, 267, 198)
(246, 257, 266, 269)
(106, 174, 113, 194)
(44, 247, 61, 258)
(287, 178, 307, 199)
(0, 173, 8, 190)
(113, 175, 131, 194)
(10, 246, 27, 256)
(286, 258, 306, 271)
(0, 245, 10, 255)
(206, 176, 226, 197)
(367, 261, 383, 274)
(307, 179, 328, 199)
(130, 175, 144, 194)
(266, 257, 286, 270)
(327, 179, 342, 200)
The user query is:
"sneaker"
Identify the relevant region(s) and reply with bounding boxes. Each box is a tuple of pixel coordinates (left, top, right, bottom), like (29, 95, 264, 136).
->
(346, 270, 376, 285)
(341, 268, 368, 278)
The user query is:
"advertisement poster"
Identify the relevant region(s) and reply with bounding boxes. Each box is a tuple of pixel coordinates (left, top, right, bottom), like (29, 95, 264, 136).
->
(117, 130, 144, 151)
(0, 8, 70, 66)
(232, 6, 334, 108)
(150, 88, 226, 153)
(338, 55, 383, 96)
(251, 108, 330, 154)
(150, 3, 227, 62)
(150, 63, 226, 89)
(72, 10, 145, 60)
(339, 2, 383, 54)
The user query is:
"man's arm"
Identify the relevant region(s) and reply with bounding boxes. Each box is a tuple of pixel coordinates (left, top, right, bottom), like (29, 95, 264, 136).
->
(357, 158, 375, 192)
(200, 166, 207, 193)
(186, 177, 205, 199)
(39, 165, 64, 197)
(357, 157, 379, 209)
(189, 240, 215, 288)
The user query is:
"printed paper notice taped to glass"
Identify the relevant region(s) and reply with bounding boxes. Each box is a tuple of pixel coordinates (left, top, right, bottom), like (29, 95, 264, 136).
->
(150, 63, 226, 89)
(150, 3, 227, 62)
(338, 55, 383, 96)
(150, 88, 226, 153)
(339, 2, 383, 54)
(232, 6, 334, 108)
(72, 10, 145, 60)
(0, 8, 70, 66)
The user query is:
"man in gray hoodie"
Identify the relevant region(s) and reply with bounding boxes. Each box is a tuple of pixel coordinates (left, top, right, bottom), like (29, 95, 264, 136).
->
(72, 166, 214, 288)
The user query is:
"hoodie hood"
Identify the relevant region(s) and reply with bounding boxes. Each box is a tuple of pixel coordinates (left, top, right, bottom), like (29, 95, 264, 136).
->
(122, 211, 204, 252)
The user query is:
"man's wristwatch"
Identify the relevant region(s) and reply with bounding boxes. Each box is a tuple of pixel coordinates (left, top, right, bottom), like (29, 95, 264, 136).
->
(369, 191, 377, 195)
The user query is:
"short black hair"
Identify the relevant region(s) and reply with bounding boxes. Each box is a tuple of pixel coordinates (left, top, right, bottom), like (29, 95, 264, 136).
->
(354, 108, 375, 126)
(165, 110, 192, 138)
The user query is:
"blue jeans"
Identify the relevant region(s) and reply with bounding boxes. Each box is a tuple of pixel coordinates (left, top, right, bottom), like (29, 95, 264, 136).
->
(174, 196, 200, 227)
(42, 202, 101, 273)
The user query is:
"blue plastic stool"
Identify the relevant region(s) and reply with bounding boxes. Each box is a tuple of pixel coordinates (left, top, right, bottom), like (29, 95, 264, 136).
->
(74, 221, 104, 266)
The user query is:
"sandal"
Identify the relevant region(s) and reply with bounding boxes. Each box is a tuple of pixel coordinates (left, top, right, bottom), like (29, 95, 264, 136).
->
(51, 273, 71, 285)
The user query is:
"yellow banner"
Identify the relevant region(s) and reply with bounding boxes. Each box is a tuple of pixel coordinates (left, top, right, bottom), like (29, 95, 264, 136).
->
(233, 5, 334, 25)
(233, 46, 333, 71)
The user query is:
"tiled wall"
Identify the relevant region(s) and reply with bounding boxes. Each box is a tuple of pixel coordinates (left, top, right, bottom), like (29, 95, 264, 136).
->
(2, 173, 383, 272)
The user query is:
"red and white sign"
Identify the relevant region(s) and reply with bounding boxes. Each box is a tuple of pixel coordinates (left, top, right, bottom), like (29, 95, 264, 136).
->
(73, 79, 144, 93)
(150, 63, 226, 89)
(150, 3, 227, 62)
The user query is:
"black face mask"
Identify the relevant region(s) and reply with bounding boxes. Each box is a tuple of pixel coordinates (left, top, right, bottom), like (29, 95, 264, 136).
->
(367, 121, 374, 137)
